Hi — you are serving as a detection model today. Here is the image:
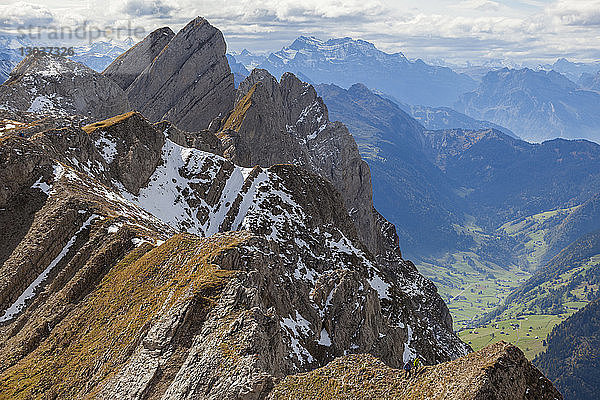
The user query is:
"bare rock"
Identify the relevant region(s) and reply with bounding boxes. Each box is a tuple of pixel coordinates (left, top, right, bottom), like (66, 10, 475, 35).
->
(155, 120, 223, 156)
(0, 52, 130, 120)
(103, 27, 175, 91)
(125, 17, 235, 131)
(269, 341, 563, 400)
(220, 69, 377, 253)
(81, 112, 165, 194)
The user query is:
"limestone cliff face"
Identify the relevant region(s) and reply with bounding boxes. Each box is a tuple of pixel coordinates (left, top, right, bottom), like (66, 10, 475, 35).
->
(218, 70, 461, 355)
(122, 17, 235, 131)
(0, 52, 130, 120)
(103, 27, 175, 91)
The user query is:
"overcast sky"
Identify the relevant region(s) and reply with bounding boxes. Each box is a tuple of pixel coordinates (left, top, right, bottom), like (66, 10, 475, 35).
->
(0, 0, 599, 64)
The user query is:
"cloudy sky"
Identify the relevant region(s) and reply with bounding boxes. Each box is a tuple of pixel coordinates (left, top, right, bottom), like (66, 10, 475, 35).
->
(1, 0, 599, 64)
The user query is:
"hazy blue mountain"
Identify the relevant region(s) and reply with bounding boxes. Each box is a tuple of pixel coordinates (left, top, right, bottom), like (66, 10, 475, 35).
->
(225, 54, 249, 87)
(0, 34, 32, 83)
(229, 48, 267, 70)
(455, 68, 600, 143)
(71, 40, 133, 72)
(259, 36, 477, 106)
(541, 58, 600, 82)
(578, 70, 600, 91)
(318, 82, 600, 258)
(398, 103, 519, 139)
(316, 83, 471, 255)
(0, 36, 131, 82)
(423, 129, 600, 228)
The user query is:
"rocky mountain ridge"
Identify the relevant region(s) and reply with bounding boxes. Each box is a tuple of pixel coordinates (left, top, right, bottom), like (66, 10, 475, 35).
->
(0, 16, 561, 399)
(0, 106, 467, 398)
(0, 52, 130, 120)
(105, 18, 235, 131)
(270, 341, 562, 400)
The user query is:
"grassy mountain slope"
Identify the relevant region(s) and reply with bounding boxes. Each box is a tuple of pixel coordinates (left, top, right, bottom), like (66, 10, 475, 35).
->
(461, 231, 600, 359)
(534, 298, 600, 400)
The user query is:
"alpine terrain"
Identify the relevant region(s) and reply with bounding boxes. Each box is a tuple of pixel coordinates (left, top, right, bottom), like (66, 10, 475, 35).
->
(0, 16, 562, 400)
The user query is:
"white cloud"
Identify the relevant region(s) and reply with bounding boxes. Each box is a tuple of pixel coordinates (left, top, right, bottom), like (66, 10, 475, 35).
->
(0, 2, 56, 27)
(121, 0, 178, 18)
(546, 0, 600, 26)
(1, 0, 599, 64)
(450, 0, 504, 12)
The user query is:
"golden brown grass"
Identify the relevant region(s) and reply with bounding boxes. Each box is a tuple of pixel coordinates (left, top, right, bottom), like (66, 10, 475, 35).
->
(81, 112, 137, 134)
(221, 84, 257, 132)
(0, 232, 250, 399)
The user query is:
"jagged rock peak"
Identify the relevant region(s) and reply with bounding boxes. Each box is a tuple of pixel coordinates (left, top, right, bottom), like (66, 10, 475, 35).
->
(220, 68, 377, 253)
(103, 26, 175, 91)
(269, 341, 563, 400)
(0, 52, 130, 120)
(123, 17, 235, 131)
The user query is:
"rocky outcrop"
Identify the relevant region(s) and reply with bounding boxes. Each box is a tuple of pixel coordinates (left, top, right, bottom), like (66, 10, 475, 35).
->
(154, 119, 223, 156)
(123, 17, 235, 131)
(269, 341, 563, 400)
(0, 108, 468, 398)
(220, 74, 462, 355)
(0, 52, 130, 120)
(220, 69, 377, 254)
(103, 27, 175, 91)
(82, 112, 166, 194)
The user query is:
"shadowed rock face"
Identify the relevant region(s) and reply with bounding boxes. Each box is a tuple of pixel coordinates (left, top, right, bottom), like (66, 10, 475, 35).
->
(269, 342, 563, 400)
(103, 27, 175, 91)
(122, 17, 235, 131)
(0, 52, 130, 121)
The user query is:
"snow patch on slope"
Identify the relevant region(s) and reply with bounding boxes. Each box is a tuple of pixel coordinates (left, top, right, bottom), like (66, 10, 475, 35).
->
(0, 214, 98, 322)
(280, 311, 314, 365)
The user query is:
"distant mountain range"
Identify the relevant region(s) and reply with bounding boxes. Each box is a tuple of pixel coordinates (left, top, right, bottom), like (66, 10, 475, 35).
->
(71, 39, 134, 72)
(229, 42, 600, 144)
(396, 103, 518, 138)
(579, 71, 600, 92)
(225, 54, 249, 87)
(0, 35, 32, 83)
(316, 83, 469, 255)
(318, 82, 600, 257)
(232, 36, 478, 107)
(540, 58, 600, 83)
(455, 68, 600, 143)
(0, 35, 133, 83)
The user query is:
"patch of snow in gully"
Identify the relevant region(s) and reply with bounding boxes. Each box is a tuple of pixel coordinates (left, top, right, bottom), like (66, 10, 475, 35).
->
(0, 214, 97, 322)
